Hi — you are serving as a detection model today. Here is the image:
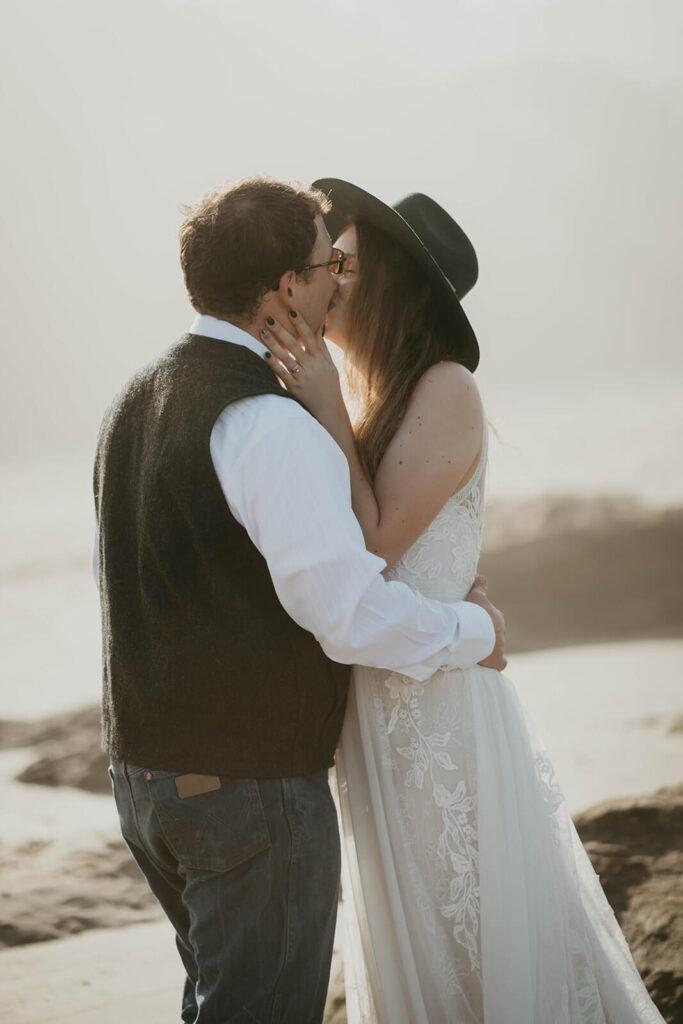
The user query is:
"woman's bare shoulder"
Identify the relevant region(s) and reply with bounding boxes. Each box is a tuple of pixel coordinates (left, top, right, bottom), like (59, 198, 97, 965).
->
(373, 360, 486, 561)
(415, 358, 478, 387)
(407, 360, 483, 429)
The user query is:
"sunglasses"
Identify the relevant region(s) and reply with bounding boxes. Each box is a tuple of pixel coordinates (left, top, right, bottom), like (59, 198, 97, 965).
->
(293, 247, 346, 276)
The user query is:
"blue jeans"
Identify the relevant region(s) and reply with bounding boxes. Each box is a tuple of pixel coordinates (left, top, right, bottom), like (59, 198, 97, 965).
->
(109, 758, 341, 1023)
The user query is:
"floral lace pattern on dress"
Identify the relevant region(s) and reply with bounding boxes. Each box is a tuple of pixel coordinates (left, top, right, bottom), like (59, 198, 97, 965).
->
(536, 752, 566, 816)
(384, 671, 481, 970)
(372, 436, 489, 999)
(385, 480, 486, 601)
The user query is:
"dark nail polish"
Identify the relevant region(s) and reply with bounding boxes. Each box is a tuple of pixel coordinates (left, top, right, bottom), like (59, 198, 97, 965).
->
(289, 310, 297, 318)
(266, 316, 275, 326)
(264, 351, 272, 359)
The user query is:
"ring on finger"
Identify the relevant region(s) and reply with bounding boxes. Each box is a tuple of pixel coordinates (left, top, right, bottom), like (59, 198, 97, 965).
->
(290, 362, 303, 375)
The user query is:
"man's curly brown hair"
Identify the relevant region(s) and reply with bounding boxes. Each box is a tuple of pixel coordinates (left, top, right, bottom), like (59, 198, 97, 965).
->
(179, 177, 331, 323)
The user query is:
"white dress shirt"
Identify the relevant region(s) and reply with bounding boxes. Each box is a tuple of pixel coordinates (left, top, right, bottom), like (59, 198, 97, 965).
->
(193, 314, 495, 681)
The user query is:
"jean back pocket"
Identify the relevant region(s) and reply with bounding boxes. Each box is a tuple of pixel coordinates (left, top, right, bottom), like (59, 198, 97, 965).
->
(149, 775, 271, 874)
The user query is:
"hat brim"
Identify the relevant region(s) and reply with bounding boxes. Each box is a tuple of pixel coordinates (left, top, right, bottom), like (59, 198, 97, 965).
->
(312, 177, 479, 372)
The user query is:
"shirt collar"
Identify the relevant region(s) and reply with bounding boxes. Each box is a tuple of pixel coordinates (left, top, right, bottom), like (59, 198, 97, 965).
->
(189, 314, 269, 360)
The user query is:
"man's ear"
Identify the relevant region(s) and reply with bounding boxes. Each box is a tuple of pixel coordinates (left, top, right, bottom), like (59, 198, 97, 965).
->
(276, 270, 297, 311)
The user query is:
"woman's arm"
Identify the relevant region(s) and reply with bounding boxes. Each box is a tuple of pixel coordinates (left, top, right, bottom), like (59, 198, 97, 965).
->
(370, 361, 484, 565)
(260, 314, 484, 567)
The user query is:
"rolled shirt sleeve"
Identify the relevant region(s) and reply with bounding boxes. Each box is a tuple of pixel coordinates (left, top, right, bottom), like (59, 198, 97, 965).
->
(210, 395, 495, 681)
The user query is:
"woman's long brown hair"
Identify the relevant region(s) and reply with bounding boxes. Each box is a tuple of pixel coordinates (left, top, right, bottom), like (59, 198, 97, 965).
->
(344, 220, 470, 480)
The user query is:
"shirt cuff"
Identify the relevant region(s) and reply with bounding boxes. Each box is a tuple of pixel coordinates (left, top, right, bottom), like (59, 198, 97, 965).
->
(391, 599, 496, 681)
(443, 600, 496, 668)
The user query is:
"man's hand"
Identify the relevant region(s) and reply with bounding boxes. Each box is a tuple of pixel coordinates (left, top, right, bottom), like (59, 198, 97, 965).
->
(466, 575, 507, 671)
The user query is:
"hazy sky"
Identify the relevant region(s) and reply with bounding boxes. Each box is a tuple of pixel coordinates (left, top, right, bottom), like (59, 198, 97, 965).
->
(1, 0, 682, 498)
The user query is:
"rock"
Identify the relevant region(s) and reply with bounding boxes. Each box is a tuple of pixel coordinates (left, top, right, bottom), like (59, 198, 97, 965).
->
(16, 739, 110, 793)
(0, 705, 101, 751)
(0, 836, 161, 949)
(2, 703, 111, 794)
(575, 784, 683, 1023)
(323, 965, 346, 1024)
(669, 713, 683, 735)
(479, 504, 683, 653)
(0, 718, 40, 748)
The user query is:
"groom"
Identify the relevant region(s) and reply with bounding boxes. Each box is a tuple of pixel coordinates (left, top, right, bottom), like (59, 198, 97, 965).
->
(94, 176, 505, 1023)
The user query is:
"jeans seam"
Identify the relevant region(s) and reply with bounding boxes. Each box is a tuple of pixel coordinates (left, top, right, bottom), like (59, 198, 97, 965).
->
(120, 765, 145, 845)
(269, 778, 298, 1024)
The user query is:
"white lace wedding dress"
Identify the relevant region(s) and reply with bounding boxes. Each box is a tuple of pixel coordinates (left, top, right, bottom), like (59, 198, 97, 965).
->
(335, 427, 664, 1023)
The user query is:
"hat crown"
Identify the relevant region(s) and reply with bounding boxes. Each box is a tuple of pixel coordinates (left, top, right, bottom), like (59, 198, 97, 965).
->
(311, 176, 480, 371)
(392, 193, 478, 300)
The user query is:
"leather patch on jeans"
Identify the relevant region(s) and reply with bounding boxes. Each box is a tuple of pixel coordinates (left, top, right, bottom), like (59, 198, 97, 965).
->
(175, 774, 221, 799)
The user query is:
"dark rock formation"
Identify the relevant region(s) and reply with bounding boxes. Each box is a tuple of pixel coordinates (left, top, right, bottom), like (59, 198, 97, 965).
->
(0, 704, 100, 750)
(0, 836, 161, 949)
(479, 502, 683, 653)
(0, 703, 111, 794)
(16, 739, 110, 793)
(323, 967, 347, 1024)
(575, 784, 683, 1024)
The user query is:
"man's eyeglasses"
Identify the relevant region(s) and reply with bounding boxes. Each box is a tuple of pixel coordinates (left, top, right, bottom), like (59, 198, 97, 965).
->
(293, 247, 346, 277)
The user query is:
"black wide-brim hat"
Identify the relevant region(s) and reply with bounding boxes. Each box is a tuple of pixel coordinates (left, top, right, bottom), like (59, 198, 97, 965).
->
(312, 177, 480, 372)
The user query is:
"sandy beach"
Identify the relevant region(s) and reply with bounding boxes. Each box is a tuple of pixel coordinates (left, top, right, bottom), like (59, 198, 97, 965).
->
(1, 645, 681, 1021)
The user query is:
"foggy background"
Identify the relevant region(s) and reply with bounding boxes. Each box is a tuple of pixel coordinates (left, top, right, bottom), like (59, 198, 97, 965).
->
(2, 0, 682, 490)
(1, 0, 682, 705)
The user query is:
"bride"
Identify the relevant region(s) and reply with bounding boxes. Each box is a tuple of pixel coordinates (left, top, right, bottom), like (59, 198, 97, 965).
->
(260, 178, 664, 1023)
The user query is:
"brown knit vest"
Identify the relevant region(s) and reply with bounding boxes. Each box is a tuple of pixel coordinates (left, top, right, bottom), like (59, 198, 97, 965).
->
(94, 334, 350, 776)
